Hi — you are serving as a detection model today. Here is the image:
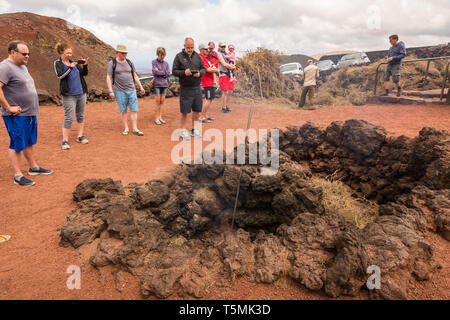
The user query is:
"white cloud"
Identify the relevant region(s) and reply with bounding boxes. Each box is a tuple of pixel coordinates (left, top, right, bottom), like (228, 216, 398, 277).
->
(0, 0, 11, 12)
(4, 0, 450, 68)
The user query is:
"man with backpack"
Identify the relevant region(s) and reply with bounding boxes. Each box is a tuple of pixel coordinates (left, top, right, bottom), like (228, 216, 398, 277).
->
(106, 44, 145, 136)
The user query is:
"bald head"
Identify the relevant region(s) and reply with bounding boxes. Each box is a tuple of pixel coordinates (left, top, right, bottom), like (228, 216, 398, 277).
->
(184, 37, 195, 57)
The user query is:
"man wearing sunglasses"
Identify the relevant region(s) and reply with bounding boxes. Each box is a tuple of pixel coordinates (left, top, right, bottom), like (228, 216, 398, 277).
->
(0, 40, 53, 187)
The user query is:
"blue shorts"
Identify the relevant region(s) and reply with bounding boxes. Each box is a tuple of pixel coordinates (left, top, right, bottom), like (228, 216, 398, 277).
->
(154, 87, 168, 96)
(2, 115, 38, 152)
(115, 90, 138, 113)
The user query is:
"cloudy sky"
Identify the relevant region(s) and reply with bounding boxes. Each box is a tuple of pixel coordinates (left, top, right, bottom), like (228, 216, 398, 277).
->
(1, 0, 449, 68)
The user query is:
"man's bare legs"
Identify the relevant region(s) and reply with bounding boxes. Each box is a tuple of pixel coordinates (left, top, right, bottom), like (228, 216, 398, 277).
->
(180, 112, 201, 131)
(384, 81, 401, 93)
(130, 111, 139, 132)
(201, 99, 212, 121)
(9, 145, 39, 176)
(8, 149, 22, 176)
(181, 113, 188, 130)
(121, 111, 129, 132)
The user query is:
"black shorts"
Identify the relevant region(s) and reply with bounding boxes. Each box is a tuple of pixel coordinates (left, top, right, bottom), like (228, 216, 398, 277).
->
(180, 87, 203, 114)
(204, 87, 216, 100)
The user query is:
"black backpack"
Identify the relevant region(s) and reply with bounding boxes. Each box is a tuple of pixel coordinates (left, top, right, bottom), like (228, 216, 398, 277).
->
(111, 58, 136, 85)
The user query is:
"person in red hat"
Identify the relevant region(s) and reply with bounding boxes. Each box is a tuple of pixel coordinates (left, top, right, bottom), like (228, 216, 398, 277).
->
(199, 43, 218, 123)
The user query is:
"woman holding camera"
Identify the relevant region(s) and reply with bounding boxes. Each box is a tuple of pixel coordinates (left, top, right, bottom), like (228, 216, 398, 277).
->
(54, 43, 89, 150)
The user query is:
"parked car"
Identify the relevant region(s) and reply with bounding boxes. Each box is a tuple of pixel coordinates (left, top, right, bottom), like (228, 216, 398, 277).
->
(168, 75, 179, 83)
(280, 62, 304, 82)
(315, 59, 337, 72)
(337, 52, 370, 68)
(138, 75, 154, 85)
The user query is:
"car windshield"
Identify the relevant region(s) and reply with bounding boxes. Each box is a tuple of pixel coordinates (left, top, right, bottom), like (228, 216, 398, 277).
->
(317, 60, 332, 68)
(342, 53, 362, 61)
(280, 64, 299, 72)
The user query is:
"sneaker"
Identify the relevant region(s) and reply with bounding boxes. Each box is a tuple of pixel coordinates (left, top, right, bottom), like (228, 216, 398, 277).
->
(76, 136, 89, 144)
(396, 88, 402, 97)
(14, 175, 35, 187)
(225, 106, 232, 112)
(28, 166, 54, 176)
(180, 129, 191, 141)
(160, 119, 166, 124)
(191, 128, 202, 139)
(62, 140, 70, 150)
(221, 108, 230, 114)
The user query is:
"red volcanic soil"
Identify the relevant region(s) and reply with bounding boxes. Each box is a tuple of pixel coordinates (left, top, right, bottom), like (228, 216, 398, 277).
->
(0, 98, 449, 300)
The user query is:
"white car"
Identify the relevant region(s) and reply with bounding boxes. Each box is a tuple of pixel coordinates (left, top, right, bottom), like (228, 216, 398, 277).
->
(280, 62, 304, 81)
(337, 52, 371, 68)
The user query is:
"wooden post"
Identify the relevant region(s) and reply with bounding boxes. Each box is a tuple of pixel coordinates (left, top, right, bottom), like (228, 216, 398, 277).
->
(424, 60, 431, 82)
(257, 67, 264, 99)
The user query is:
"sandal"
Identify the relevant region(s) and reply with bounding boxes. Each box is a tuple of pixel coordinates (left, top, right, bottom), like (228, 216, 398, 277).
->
(159, 119, 166, 124)
(0, 235, 11, 244)
(132, 130, 144, 136)
(122, 130, 129, 136)
(155, 120, 162, 125)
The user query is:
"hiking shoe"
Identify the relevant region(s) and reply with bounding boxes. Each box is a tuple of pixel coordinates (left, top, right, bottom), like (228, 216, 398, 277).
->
(160, 119, 166, 124)
(225, 106, 232, 112)
(180, 129, 191, 141)
(380, 91, 389, 97)
(396, 88, 402, 97)
(62, 140, 70, 150)
(191, 129, 202, 139)
(76, 136, 89, 144)
(28, 166, 54, 176)
(14, 175, 35, 187)
(221, 108, 230, 114)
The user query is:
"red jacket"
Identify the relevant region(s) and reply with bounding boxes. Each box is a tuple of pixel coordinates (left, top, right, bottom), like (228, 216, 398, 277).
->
(200, 53, 218, 88)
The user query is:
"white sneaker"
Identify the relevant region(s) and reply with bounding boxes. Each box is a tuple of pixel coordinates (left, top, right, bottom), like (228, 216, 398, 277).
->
(62, 140, 70, 150)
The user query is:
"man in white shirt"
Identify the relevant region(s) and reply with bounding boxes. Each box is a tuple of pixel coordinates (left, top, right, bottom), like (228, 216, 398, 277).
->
(299, 60, 319, 108)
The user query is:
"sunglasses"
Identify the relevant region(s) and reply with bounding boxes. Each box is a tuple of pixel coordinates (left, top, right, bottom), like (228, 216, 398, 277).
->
(15, 50, 30, 56)
(219, 46, 226, 48)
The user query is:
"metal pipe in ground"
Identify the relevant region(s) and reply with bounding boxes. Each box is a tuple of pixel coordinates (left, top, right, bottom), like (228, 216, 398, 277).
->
(231, 100, 255, 230)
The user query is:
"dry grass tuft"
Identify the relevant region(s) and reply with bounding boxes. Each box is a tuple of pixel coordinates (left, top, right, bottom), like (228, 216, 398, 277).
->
(311, 176, 379, 229)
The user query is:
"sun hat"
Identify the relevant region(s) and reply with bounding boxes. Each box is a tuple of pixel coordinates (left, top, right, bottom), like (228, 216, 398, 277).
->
(198, 43, 208, 50)
(218, 41, 226, 47)
(115, 44, 128, 53)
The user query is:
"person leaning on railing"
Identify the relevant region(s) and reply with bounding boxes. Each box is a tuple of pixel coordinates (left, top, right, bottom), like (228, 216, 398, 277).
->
(381, 34, 406, 97)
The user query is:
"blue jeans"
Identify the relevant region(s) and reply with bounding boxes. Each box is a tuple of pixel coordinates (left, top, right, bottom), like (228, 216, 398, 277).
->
(154, 87, 168, 96)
